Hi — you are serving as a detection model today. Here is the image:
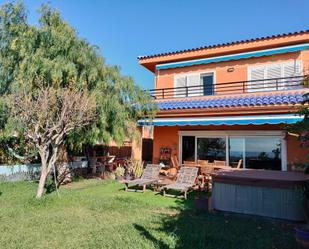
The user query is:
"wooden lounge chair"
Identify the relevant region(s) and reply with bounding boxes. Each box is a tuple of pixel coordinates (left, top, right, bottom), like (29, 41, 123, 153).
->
(163, 167, 199, 199)
(124, 164, 161, 193)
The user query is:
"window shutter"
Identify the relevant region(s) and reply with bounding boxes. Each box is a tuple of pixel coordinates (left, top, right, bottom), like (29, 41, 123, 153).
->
(282, 61, 302, 89)
(249, 66, 265, 92)
(249, 61, 302, 92)
(283, 61, 299, 77)
(186, 74, 201, 96)
(266, 64, 282, 90)
(174, 75, 187, 97)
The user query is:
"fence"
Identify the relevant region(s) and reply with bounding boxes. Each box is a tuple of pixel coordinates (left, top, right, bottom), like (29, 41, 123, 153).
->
(0, 161, 88, 182)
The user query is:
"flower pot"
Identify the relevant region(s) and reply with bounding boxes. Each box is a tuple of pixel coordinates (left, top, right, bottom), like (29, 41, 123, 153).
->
(295, 226, 309, 249)
(194, 196, 212, 212)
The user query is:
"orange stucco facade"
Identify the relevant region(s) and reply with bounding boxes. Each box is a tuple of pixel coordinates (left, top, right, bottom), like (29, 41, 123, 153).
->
(138, 31, 309, 169)
(155, 51, 309, 94)
(152, 125, 308, 168)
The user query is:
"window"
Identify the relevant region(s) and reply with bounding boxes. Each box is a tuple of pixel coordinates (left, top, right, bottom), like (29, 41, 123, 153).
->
(248, 61, 302, 92)
(180, 132, 285, 170)
(229, 138, 244, 168)
(174, 73, 214, 97)
(245, 137, 281, 170)
(197, 137, 226, 162)
(201, 73, 214, 96)
(229, 137, 281, 170)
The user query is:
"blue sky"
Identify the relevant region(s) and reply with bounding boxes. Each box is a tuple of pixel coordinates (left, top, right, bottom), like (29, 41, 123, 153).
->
(1, 0, 309, 89)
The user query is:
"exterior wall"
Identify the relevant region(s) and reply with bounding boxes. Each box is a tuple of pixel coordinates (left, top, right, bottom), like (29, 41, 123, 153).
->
(155, 51, 307, 94)
(153, 126, 179, 163)
(152, 124, 309, 168)
(131, 127, 142, 161)
(287, 134, 309, 166)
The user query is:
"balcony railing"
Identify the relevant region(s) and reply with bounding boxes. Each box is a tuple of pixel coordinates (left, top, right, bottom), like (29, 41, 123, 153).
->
(148, 75, 308, 100)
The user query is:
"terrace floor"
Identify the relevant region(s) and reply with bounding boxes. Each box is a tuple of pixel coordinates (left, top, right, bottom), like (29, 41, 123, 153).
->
(0, 180, 297, 249)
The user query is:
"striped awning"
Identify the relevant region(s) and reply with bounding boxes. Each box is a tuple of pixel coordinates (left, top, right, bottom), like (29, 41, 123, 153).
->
(138, 114, 303, 126)
(156, 44, 309, 70)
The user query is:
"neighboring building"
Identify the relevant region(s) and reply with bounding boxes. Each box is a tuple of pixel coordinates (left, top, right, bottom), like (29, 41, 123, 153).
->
(138, 30, 309, 171)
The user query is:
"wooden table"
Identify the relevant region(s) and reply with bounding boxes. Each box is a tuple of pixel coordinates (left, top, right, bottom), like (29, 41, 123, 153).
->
(181, 163, 233, 171)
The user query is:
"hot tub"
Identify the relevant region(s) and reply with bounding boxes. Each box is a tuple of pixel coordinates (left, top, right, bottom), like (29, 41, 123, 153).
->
(212, 169, 309, 221)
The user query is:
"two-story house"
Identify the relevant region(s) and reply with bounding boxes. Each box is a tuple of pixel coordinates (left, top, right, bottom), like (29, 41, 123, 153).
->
(138, 30, 309, 171)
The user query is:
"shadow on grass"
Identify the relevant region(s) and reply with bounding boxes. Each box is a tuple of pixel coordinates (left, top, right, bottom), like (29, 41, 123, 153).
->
(133, 190, 297, 249)
(134, 224, 170, 249)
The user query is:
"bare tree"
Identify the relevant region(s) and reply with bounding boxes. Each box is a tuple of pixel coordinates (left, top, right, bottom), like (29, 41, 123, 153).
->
(10, 87, 97, 198)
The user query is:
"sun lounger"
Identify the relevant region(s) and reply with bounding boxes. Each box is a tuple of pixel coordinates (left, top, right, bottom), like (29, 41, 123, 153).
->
(163, 167, 198, 199)
(124, 164, 161, 193)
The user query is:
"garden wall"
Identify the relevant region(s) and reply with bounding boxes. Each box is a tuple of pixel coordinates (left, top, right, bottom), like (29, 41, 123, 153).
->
(0, 161, 88, 182)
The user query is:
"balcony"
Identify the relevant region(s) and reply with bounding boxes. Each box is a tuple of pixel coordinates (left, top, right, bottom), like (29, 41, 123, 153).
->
(148, 75, 308, 100)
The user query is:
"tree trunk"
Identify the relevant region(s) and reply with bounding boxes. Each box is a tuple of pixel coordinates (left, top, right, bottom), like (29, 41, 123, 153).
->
(36, 167, 48, 198)
(36, 150, 50, 199)
(56, 146, 72, 185)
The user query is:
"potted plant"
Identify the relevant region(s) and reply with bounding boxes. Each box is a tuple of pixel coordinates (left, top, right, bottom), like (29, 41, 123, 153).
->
(131, 160, 144, 179)
(115, 165, 125, 180)
(194, 190, 212, 212)
(122, 159, 133, 180)
(295, 174, 309, 249)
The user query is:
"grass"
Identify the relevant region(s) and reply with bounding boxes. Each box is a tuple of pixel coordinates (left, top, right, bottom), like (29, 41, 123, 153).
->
(0, 179, 297, 249)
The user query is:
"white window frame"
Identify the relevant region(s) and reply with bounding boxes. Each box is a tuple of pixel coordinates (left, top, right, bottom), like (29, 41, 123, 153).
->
(174, 71, 216, 97)
(178, 130, 287, 171)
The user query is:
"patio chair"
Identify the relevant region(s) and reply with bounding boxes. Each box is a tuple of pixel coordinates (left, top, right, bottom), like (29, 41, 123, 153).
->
(123, 164, 161, 193)
(197, 160, 208, 188)
(236, 159, 243, 169)
(183, 161, 197, 167)
(160, 155, 179, 178)
(200, 164, 215, 190)
(171, 155, 180, 170)
(163, 167, 199, 199)
(214, 160, 226, 166)
(197, 159, 209, 165)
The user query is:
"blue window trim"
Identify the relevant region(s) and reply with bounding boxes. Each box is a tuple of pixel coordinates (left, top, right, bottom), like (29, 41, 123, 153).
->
(156, 44, 309, 70)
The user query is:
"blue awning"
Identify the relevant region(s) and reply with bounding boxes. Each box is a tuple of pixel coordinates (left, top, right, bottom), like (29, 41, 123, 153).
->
(156, 43, 309, 70)
(138, 114, 303, 126)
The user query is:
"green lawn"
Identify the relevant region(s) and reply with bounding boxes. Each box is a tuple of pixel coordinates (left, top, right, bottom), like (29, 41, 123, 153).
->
(0, 180, 297, 249)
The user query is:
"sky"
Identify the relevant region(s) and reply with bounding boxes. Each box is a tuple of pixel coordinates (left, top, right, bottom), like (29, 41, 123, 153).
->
(1, 0, 309, 89)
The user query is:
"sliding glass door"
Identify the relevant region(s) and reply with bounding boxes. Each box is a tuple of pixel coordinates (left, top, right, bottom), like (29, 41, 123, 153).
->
(197, 137, 226, 162)
(180, 133, 284, 170)
(244, 137, 281, 170)
(229, 138, 244, 168)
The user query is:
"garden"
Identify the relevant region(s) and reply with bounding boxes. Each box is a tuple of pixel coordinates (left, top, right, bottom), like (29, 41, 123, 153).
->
(0, 179, 298, 249)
